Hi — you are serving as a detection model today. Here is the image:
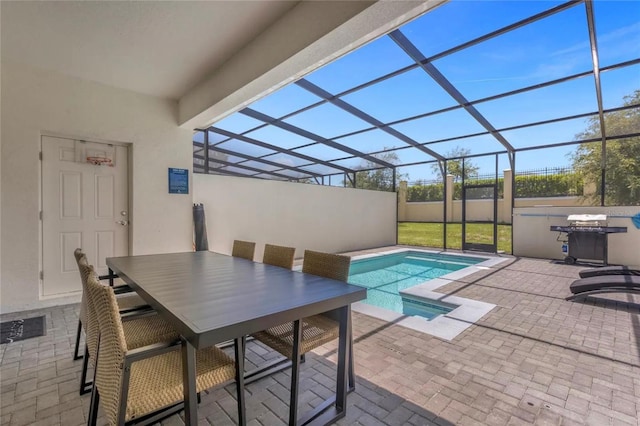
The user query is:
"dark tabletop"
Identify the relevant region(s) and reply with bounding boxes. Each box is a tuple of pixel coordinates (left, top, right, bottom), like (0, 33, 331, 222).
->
(107, 251, 366, 348)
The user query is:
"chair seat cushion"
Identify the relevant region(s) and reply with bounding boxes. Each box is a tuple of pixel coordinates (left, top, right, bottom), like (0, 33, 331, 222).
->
(116, 294, 148, 311)
(252, 314, 339, 359)
(126, 346, 236, 421)
(122, 315, 179, 350)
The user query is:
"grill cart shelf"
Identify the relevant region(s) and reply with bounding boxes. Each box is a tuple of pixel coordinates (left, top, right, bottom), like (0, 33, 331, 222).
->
(550, 214, 627, 265)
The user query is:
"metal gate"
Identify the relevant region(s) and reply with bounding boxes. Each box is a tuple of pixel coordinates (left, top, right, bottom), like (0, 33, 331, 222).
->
(462, 184, 498, 253)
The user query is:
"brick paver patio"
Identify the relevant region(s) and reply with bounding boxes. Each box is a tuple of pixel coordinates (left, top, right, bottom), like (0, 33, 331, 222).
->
(1, 249, 639, 425)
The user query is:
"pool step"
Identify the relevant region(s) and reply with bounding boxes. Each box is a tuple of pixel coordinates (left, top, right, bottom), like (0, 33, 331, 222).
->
(404, 256, 475, 267)
(401, 297, 457, 320)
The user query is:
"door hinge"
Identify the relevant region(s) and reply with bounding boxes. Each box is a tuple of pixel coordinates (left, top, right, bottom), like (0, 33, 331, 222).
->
(40, 271, 44, 280)
(39, 152, 43, 161)
(39, 211, 43, 221)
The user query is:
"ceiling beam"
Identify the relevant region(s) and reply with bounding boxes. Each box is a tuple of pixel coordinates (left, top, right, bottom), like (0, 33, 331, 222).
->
(193, 141, 324, 178)
(584, 0, 607, 206)
(389, 30, 516, 156)
(196, 165, 265, 180)
(295, 78, 446, 162)
(328, 2, 585, 106)
(208, 127, 354, 174)
(300, 57, 639, 146)
(194, 153, 303, 180)
(428, 1, 583, 63)
(240, 108, 395, 168)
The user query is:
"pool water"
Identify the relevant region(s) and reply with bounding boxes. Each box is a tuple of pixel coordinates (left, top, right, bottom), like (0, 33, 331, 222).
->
(348, 251, 483, 320)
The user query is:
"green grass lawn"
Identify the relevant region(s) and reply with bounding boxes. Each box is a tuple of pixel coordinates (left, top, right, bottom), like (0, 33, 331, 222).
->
(398, 222, 512, 254)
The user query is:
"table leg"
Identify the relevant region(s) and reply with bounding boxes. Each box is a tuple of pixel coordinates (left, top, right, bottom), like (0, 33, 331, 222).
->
(182, 338, 197, 425)
(335, 305, 350, 412)
(289, 320, 302, 426)
(234, 337, 247, 426)
(349, 317, 355, 392)
(298, 306, 351, 426)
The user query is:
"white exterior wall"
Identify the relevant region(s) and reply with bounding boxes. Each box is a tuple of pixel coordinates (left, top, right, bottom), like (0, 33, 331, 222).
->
(452, 199, 502, 223)
(403, 200, 510, 223)
(401, 197, 590, 224)
(1, 62, 193, 313)
(514, 197, 591, 208)
(513, 206, 640, 267)
(193, 174, 396, 260)
(404, 202, 444, 223)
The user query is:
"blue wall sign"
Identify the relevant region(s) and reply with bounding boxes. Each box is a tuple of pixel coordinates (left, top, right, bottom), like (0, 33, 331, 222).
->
(168, 168, 189, 194)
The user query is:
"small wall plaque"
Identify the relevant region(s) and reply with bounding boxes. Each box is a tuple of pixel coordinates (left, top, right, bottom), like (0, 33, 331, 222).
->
(168, 168, 189, 194)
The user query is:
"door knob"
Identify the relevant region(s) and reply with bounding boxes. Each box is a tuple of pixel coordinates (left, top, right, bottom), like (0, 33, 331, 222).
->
(116, 220, 129, 226)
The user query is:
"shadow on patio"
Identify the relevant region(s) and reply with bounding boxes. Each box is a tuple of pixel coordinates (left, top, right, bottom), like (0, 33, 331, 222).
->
(2, 254, 639, 425)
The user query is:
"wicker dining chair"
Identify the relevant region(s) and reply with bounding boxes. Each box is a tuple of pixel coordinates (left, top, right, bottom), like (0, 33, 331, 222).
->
(74, 248, 135, 295)
(262, 243, 296, 270)
(251, 250, 350, 357)
(85, 272, 239, 426)
(73, 248, 147, 362)
(214, 243, 297, 352)
(77, 262, 179, 396)
(251, 249, 356, 411)
(232, 240, 256, 261)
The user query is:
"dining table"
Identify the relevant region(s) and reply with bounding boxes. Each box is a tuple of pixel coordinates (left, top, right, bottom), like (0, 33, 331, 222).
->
(106, 251, 366, 426)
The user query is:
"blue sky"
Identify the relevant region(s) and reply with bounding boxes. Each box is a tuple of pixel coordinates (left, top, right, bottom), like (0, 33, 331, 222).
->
(210, 0, 640, 183)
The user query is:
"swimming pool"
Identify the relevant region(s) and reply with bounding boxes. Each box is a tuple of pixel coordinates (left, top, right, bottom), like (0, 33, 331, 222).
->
(348, 251, 484, 320)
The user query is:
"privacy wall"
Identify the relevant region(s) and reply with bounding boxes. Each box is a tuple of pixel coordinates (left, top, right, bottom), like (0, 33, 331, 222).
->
(193, 174, 396, 260)
(402, 198, 590, 224)
(513, 206, 640, 267)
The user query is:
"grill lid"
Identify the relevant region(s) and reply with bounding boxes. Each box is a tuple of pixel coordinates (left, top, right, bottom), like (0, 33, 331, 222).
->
(567, 214, 607, 222)
(567, 214, 607, 226)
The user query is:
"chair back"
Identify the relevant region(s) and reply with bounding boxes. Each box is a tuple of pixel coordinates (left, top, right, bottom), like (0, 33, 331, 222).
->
(78, 263, 101, 363)
(263, 244, 295, 270)
(232, 240, 256, 261)
(74, 248, 88, 265)
(85, 272, 128, 425)
(302, 250, 351, 282)
(74, 249, 90, 325)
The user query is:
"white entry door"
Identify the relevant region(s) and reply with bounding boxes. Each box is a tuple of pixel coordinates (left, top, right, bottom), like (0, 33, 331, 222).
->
(41, 136, 129, 297)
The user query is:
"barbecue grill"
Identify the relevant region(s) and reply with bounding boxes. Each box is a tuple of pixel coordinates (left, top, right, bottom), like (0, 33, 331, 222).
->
(550, 214, 627, 265)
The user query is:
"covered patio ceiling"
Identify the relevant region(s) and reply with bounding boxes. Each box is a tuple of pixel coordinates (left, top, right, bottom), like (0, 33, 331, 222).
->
(193, 0, 640, 185)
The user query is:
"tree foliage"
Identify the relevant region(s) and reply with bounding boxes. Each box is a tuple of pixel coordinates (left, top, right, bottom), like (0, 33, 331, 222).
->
(355, 151, 407, 191)
(430, 147, 479, 182)
(407, 182, 445, 201)
(571, 90, 640, 206)
(513, 173, 582, 198)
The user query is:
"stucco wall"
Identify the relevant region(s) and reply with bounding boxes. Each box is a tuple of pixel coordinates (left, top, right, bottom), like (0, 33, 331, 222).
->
(193, 174, 396, 260)
(514, 197, 591, 208)
(404, 202, 444, 223)
(1, 62, 193, 313)
(401, 197, 589, 224)
(513, 206, 640, 267)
